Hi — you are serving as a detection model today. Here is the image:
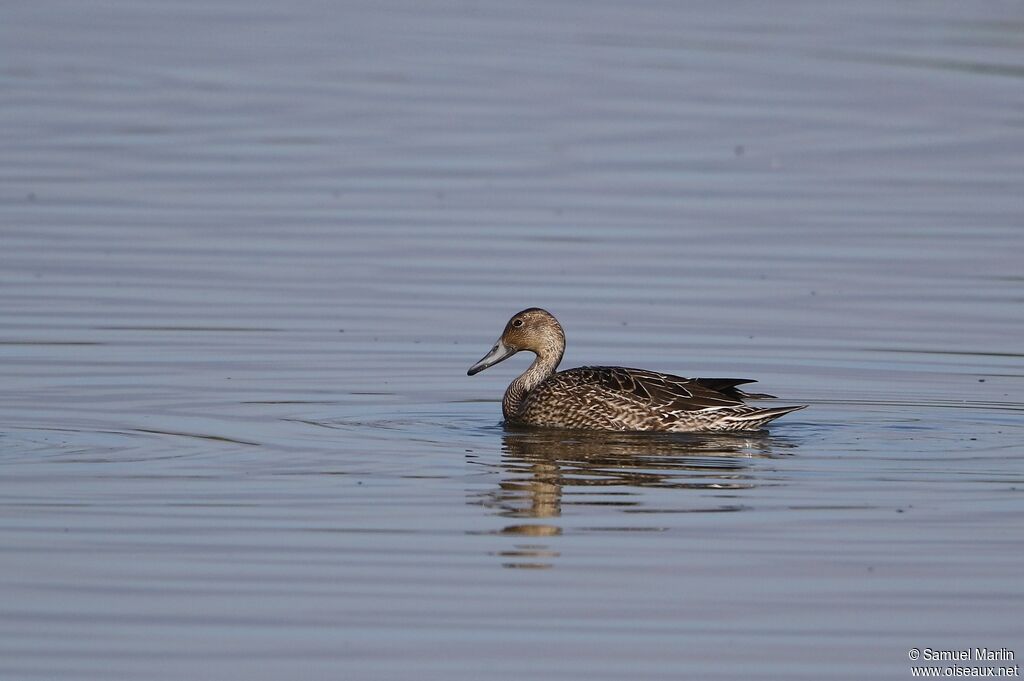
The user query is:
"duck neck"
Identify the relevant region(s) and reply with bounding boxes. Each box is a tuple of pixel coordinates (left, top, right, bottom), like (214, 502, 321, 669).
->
(502, 343, 563, 421)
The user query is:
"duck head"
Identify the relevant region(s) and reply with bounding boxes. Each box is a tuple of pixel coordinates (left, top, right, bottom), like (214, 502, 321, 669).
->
(467, 308, 565, 376)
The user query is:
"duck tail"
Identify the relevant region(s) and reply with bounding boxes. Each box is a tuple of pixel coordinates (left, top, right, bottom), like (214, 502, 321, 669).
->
(719, 404, 807, 430)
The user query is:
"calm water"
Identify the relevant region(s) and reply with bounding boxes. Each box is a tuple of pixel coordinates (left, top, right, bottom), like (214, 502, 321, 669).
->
(2, 1, 1023, 679)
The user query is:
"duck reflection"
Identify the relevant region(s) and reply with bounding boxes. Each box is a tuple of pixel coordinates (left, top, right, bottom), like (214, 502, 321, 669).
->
(475, 426, 795, 568)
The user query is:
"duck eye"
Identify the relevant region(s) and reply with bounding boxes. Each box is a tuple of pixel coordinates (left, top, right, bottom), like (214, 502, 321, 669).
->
(512, 319, 524, 328)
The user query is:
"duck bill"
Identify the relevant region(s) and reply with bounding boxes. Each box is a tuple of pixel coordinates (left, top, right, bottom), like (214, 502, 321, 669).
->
(467, 339, 517, 376)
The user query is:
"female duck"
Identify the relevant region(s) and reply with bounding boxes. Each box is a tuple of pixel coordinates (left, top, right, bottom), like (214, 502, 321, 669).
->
(468, 308, 805, 432)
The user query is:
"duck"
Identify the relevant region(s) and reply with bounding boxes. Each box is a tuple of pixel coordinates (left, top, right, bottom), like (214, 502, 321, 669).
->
(467, 308, 806, 432)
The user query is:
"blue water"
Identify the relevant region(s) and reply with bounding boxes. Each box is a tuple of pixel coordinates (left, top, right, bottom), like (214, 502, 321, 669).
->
(2, 1, 1022, 679)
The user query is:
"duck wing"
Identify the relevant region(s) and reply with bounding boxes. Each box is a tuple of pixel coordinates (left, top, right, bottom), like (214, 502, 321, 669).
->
(690, 377, 776, 400)
(564, 366, 750, 412)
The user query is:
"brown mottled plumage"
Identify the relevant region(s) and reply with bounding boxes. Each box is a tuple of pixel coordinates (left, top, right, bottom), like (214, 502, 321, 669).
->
(467, 308, 806, 432)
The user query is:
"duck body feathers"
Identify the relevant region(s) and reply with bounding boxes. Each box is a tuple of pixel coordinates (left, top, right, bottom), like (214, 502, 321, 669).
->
(511, 366, 805, 432)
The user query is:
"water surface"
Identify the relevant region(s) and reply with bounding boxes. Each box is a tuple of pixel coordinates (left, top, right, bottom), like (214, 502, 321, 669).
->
(2, 1, 1023, 679)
